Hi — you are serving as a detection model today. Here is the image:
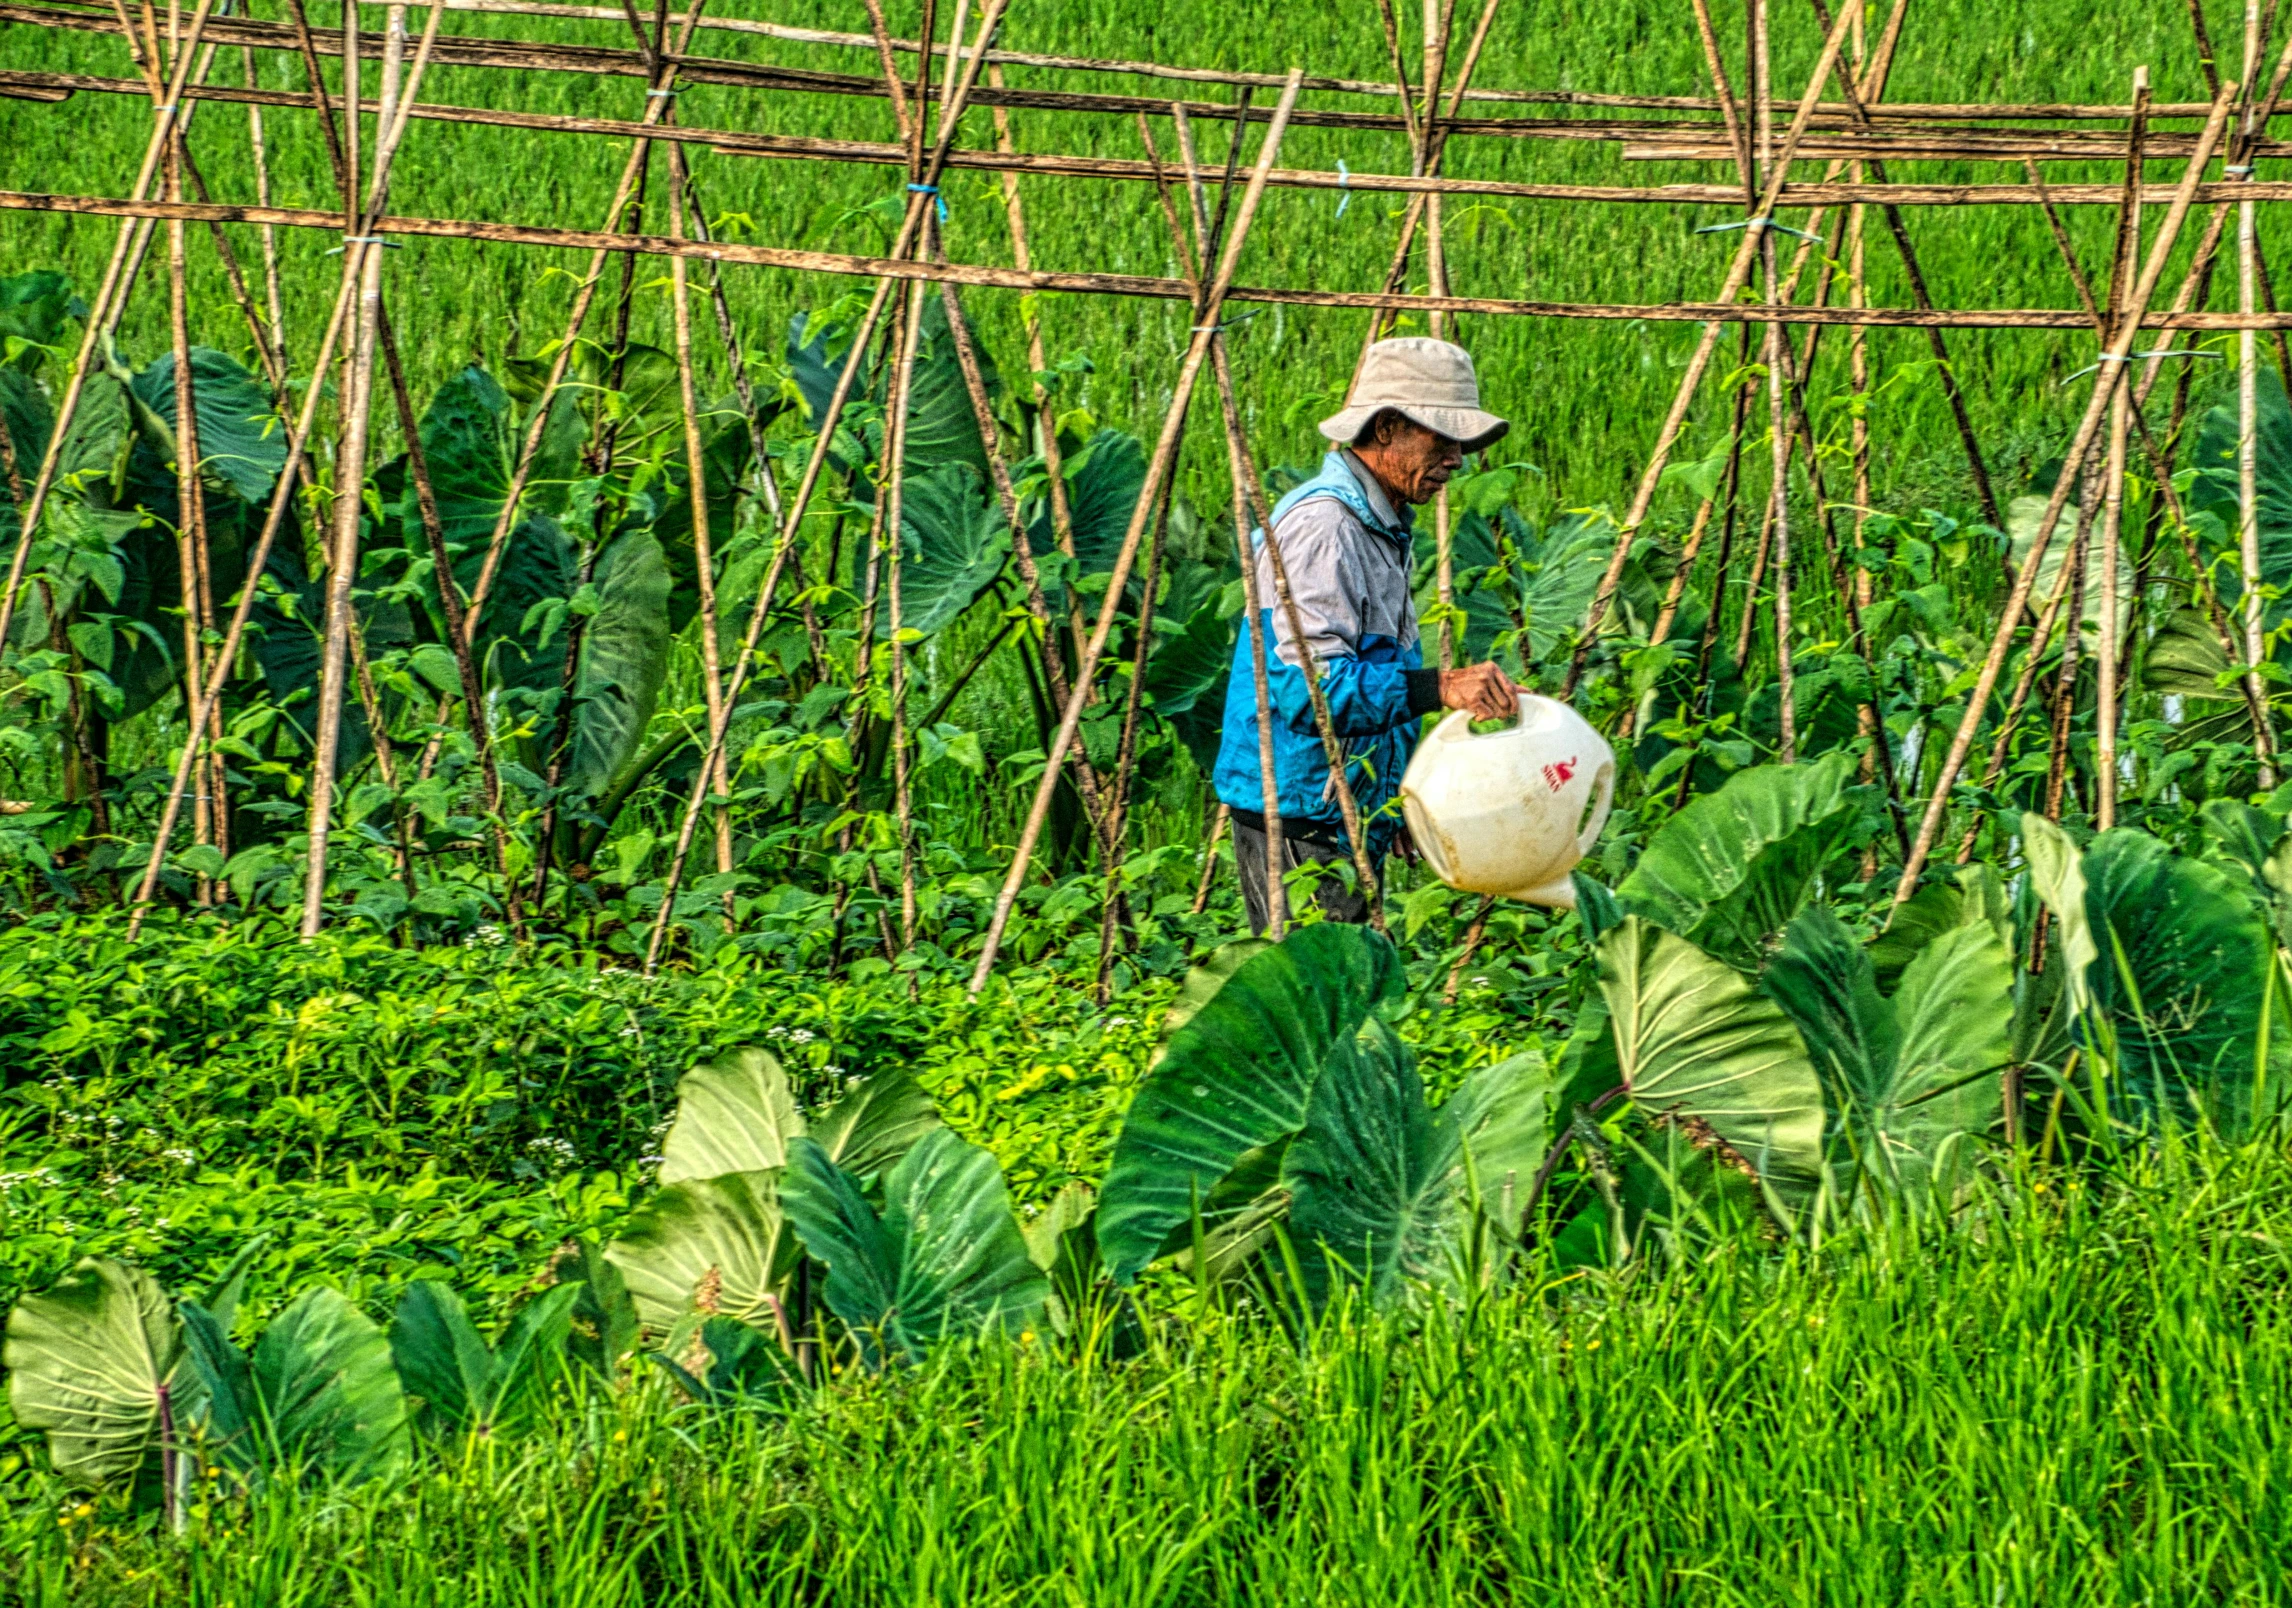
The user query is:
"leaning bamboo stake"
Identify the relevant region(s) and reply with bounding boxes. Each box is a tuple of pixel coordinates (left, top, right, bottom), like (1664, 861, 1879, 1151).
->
(2241, 26, 2278, 785)
(0, 0, 218, 660)
(1561, 0, 1864, 699)
(883, 275, 930, 950)
(643, 0, 1012, 973)
(967, 69, 1304, 995)
(164, 138, 215, 893)
(301, 0, 441, 938)
(1893, 82, 2239, 906)
(1166, 93, 1295, 933)
(2096, 71, 2148, 830)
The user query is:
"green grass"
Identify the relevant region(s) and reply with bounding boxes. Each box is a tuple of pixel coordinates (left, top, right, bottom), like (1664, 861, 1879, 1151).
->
(10, 1141, 2292, 1605)
(0, 0, 2249, 523)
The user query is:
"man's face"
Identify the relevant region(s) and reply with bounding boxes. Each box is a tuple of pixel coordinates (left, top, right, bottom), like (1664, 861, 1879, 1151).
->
(1358, 414, 1466, 506)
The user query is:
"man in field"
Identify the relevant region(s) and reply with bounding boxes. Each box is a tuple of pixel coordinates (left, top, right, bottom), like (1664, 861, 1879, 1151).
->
(1214, 336, 1520, 934)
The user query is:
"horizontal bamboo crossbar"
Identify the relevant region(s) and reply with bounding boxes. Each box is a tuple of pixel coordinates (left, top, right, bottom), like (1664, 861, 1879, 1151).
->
(1, 4, 2261, 151)
(15, 68, 2292, 211)
(14, 188, 2292, 329)
(322, 0, 2225, 120)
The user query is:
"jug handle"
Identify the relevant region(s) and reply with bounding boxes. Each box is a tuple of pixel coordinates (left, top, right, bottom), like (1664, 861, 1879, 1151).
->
(1426, 685, 1542, 745)
(1576, 759, 1617, 858)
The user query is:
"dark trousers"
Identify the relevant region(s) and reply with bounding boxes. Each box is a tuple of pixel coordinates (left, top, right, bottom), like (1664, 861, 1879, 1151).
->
(1232, 818, 1380, 934)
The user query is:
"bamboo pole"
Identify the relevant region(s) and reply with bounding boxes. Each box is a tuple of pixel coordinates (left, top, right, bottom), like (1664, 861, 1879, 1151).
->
(1159, 107, 1287, 932)
(1560, 0, 1866, 700)
(0, 0, 219, 660)
(2096, 70, 2148, 829)
(1892, 83, 2240, 907)
(967, 69, 1304, 996)
(164, 133, 215, 896)
(300, 0, 443, 938)
(1755, 0, 1799, 764)
(2241, 3, 2279, 787)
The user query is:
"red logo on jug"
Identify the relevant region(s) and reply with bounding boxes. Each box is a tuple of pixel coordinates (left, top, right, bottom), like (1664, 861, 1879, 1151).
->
(1542, 757, 1577, 792)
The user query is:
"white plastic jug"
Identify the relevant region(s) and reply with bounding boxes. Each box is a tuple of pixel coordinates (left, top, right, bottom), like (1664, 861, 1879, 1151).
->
(1398, 691, 1615, 909)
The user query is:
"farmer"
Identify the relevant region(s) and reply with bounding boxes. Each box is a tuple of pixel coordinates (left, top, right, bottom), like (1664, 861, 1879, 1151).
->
(1213, 336, 1520, 934)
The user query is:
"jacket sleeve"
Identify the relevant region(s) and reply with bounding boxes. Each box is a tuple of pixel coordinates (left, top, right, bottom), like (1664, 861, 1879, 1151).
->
(1263, 500, 1419, 740)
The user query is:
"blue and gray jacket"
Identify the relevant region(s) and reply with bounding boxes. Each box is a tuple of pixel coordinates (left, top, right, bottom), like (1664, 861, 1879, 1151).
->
(1212, 450, 1442, 854)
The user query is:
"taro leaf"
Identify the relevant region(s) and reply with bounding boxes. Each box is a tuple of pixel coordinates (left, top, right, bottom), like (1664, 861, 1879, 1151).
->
(179, 1301, 255, 1463)
(788, 308, 858, 430)
(781, 1129, 1047, 1364)
(1765, 906, 2006, 1200)
(1522, 512, 1615, 663)
(1616, 750, 1869, 970)
(605, 1168, 801, 1337)
(1598, 916, 1826, 1198)
(1441, 1047, 1553, 1210)
(1143, 596, 1232, 719)
(1146, 592, 1233, 772)
(130, 349, 285, 501)
(657, 1047, 805, 1186)
(3, 1258, 181, 1489)
(2020, 812, 2097, 1017)
(0, 268, 74, 370)
(806, 1067, 941, 1184)
(1282, 1016, 1464, 1307)
(2189, 365, 2292, 629)
(564, 527, 672, 801)
(881, 461, 1007, 639)
(1029, 428, 1145, 576)
(247, 1287, 408, 1483)
(55, 370, 128, 490)
(475, 515, 579, 689)
(0, 368, 53, 497)
(2006, 492, 2132, 648)
(2141, 608, 2254, 749)
(1097, 924, 1405, 1284)
(388, 1281, 493, 1434)
(1021, 1181, 1097, 1273)
(390, 1281, 580, 1437)
(417, 366, 517, 547)
(2082, 828, 2274, 1131)
(897, 294, 997, 481)
(1869, 863, 2011, 993)
(652, 405, 752, 634)
(553, 1240, 641, 1379)
(664, 1315, 791, 1403)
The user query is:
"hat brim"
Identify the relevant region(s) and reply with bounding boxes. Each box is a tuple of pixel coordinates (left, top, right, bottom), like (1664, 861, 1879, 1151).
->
(1319, 402, 1510, 456)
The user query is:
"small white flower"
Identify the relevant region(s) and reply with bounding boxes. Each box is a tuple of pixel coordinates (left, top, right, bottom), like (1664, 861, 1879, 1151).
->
(788, 1029, 816, 1045)
(162, 1148, 195, 1167)
(765, 1025, 788, 1040)
(820, 1064, 845, 1079)
(1106, 1016, 1131, 1028)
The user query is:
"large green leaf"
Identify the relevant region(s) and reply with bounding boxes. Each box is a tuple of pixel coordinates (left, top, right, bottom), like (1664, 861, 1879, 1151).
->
(247, 1288, 408, 1483)
(130, 348, 285, 502)
(1097, 926, 1405, 1283)
(781, 1129, 1047, 1363)
(896, 295, 997, 482)
(389, 1281, 579, 1437)
(1282, 1017, 1463, 1305)
(883, 461, 1008, 639)
(563, 527, 673, 801)
(0, 268, 75, 371)
(1441, 1047, 1554, 1211)
(1028, 428, 1144, 576)
(806, 1067, 941, 1183)
(652, 404, 753, 636)
(657, 1048, 805, 1186)
(1598, 917, 1826, 1195)
(1521, 511, 1616, 663)
(1765, 907, 2006, 1201)
(2082, 828, 2274, 1129)
(2189, 365, 2292, 631)
(606, 1168, 801, 1336)
(3, 1259, 181, 1489)
(1617, 751, 1870, 970)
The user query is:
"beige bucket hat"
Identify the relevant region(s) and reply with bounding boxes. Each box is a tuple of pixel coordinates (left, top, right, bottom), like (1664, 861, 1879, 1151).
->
(1319, 337, 1509, 454)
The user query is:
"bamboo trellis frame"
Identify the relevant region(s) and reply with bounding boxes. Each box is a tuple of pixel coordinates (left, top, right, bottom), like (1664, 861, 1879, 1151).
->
(1, 0, 2286, 966)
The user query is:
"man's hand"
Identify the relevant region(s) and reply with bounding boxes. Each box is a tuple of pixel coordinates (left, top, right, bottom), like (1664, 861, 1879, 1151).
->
(1439, 663, 1519, 722)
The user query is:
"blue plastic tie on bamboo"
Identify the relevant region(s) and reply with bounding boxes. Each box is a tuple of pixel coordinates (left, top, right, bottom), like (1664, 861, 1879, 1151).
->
(908, 182, 948, 222)
(1335, 160, 1352, 218)
(1696, 216, 1822, 244)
